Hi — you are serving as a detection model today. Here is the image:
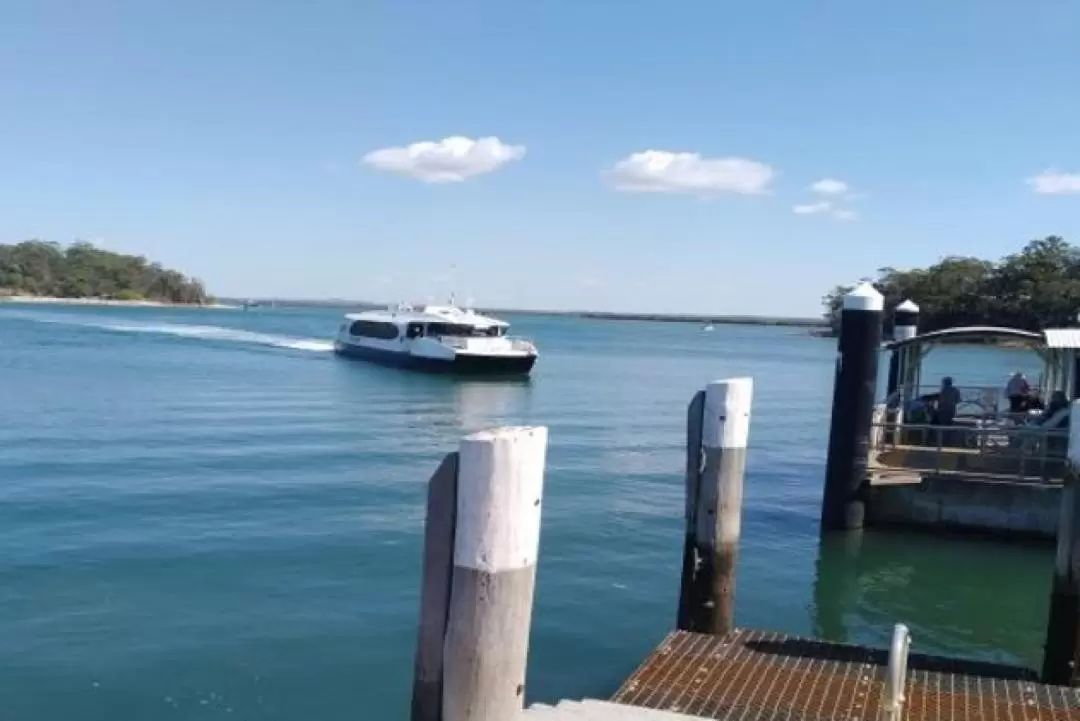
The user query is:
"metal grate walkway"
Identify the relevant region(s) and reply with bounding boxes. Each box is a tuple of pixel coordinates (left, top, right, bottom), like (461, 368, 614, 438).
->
(611, 629, 1080, 721)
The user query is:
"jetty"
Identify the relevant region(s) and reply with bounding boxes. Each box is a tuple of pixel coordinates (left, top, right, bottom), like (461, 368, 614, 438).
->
(404, 284, 1080, 720)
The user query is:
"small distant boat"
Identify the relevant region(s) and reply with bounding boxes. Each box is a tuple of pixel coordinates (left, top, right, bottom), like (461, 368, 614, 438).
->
(334, 301, 538, 375)
(702, 323, 715, 332)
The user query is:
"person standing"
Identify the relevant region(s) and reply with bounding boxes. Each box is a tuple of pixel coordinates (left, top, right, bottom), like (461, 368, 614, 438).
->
(937, 377, 962, 426)
(1006, 371, 1031, 413)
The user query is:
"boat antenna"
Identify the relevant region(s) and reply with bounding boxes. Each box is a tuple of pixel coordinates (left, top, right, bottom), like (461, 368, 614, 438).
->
(448, 263, 458, 307)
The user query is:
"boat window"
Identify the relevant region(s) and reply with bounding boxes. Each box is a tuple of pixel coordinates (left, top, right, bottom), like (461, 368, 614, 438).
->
(428, 323, 479, 337)
(424, 322, 507, 337)
(406, 323, 425, 339)
(349, 320, 399, 340)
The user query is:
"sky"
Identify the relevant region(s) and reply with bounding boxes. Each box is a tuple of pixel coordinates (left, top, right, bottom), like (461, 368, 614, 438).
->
(1, 0, 1078, 316)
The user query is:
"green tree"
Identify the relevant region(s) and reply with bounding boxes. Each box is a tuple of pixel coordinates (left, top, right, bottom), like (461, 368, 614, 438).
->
(0, 240, 210, 304)
(822, 236, 1080, 334)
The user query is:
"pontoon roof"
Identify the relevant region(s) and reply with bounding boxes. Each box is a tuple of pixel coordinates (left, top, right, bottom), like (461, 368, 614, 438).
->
(883, 325, 1080, 350)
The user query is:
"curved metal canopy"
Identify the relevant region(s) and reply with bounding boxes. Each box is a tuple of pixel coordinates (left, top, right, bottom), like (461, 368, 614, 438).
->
(882, 326, 1043, 351)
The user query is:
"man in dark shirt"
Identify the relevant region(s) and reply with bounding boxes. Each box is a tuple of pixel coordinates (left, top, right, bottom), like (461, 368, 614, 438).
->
(937, 377, 961, 426)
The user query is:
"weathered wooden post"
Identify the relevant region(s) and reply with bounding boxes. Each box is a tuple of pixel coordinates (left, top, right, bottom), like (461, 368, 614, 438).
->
(1041, 401, 1080, 686)
(411, 453, 459, 721)
(445, 426, 547, 721)
(822, 282, 884, 533)
(411, 426, 548, 721)
(677, 378, 753, 636)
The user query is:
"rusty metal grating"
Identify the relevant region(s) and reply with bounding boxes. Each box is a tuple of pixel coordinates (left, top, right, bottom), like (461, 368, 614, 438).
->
(611, 629, 1080, 720)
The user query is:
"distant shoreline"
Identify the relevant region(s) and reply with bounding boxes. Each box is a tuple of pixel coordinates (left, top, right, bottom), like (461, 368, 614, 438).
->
(0, 295, 240, 310)
(219, 298, 829, 328)
(572, 311, 826, 327)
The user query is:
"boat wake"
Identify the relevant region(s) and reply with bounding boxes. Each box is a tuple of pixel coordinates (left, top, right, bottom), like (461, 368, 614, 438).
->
(3, 311, 335, 353)
(107, 323, 337, 352)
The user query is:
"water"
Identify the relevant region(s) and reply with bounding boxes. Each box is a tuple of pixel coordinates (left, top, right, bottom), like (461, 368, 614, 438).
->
(0, 305, 1054, 719)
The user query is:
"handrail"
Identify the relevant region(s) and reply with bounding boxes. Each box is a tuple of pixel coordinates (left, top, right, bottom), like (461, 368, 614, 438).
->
(869, 418, 1068, 483)
(881, 623, 911, 721)
(875, 421, 1067, 439)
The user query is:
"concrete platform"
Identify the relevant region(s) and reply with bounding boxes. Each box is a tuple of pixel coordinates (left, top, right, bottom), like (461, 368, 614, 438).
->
(867, 473, 1062, 539)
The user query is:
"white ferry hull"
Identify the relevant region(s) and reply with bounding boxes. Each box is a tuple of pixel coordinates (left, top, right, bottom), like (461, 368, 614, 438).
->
(334, 341, 537, 376)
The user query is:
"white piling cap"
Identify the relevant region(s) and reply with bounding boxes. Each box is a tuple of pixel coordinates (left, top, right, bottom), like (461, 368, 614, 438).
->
(455, 426, 547, 573)
(843, 282, 884, 312)
(702, 377, 753, 450)
(896, 299, 920, 314)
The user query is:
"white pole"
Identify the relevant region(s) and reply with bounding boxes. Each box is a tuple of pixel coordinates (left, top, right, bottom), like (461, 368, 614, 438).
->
(442, 426, 548, 721)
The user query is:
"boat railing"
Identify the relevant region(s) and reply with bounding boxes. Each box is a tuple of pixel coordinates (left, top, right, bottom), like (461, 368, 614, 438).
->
(508, 337, 536, 353)
(868, 412, 1068, 484)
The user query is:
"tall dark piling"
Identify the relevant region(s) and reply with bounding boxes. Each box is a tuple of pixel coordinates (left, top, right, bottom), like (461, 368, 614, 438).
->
(1073, 356, 1080, 401)
(886, 300, 920, 399)
(822, 282, 884, 533)
(1042, 401, 1080, 686)
(677, 378, 753, 636)
(892, 299, 920, 342)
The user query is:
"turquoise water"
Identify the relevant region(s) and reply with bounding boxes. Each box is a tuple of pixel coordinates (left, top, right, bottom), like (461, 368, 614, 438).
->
(0, 305, 1054, 719)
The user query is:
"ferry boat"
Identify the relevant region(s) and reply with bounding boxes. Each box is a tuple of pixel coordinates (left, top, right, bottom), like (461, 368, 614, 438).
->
(333, 302, 538, 375)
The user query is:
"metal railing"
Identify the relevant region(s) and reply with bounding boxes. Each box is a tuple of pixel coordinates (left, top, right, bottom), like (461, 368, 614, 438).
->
(893, 382, 1053, 419)
(870, 415, 1068, 483)
(881, 623, 911, 721)
(892, 385, 1005, 416)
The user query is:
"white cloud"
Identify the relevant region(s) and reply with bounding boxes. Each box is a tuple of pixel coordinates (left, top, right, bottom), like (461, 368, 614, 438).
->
(792, 201, 856, 221)
(793, 201, 833, 215)
(1027, 170, 1080, 195)
(810, 178, 849, 196)
(363, 136, 526, 183)
(608, 150, 774, 195)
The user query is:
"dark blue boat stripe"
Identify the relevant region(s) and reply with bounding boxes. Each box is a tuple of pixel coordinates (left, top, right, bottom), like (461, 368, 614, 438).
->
(334, 342, 535, 375)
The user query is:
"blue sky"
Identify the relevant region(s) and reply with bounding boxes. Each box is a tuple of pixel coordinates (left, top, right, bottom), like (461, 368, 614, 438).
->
(1, 0, 1078, 316)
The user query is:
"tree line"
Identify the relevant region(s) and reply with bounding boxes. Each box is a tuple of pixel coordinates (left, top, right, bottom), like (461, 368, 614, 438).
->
(0, 240, 210, 304)
(822, 236, 1080, 336)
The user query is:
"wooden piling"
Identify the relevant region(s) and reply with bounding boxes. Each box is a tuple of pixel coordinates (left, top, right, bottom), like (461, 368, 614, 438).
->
(411, 452, 459, 721)
(1042, 401, 1080, 686)
(677, 390, 706, 631)
(677, 378, 753, 636)
(442, 426, 548, 721)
